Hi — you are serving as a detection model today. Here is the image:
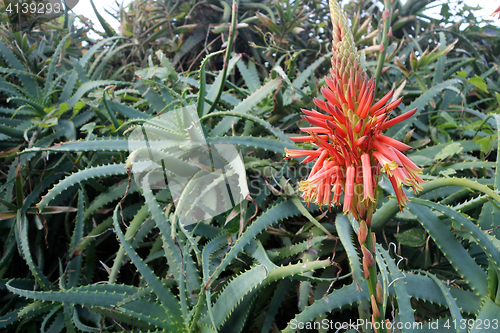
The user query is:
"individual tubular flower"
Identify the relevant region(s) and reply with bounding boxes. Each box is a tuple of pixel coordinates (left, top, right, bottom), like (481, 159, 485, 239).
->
(284, 0, 424, 217)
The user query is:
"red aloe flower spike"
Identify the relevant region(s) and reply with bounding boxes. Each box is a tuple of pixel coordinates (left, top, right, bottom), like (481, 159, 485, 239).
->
(362, 118, 374, 137)
(317, 182, 327, 206)
(376, 142, 404, 166)
(310, 132, 337, 152)
(331, 149, 346, 165)
(286, 0, 425, 217)
(350, 74, 356, 98)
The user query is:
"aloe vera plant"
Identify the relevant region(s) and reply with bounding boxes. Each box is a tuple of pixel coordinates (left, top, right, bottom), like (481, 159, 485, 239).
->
(0, 1, 337, 330)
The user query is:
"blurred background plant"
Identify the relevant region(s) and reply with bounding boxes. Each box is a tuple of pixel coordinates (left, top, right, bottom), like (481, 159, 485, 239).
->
(1, 0, 500, 331)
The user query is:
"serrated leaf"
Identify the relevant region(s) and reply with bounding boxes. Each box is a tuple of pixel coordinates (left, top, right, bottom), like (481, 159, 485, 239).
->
(470, 298, 500, 333)
(407, 202, 488, 297)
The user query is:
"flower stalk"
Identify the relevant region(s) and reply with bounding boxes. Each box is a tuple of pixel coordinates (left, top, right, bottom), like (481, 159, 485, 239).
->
(374, 0, 393, 95)
(360, 217, 384, 331)
(206, 0, 239, 115)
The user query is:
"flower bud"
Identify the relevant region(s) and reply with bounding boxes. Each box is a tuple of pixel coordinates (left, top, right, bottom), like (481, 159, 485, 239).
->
(358, 220, 368, 243)
(372, 316, 378, 333)
(354, 119, 363, 133)
(376, 280, 383, 303)
(366, 205, 374, 227)
(387, 27, 393, 38)
(386, 319, 392, 333)
(361, 245, 375, 266)
(363, 257, 370, 278)
(371, 295, 381, 317)
(382, 9, 390, 20)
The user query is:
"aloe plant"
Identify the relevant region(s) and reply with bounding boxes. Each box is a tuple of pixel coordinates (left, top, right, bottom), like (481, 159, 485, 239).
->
(1, 0, 500, 331)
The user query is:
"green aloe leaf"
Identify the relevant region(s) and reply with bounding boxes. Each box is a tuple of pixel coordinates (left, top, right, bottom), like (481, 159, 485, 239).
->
(379, 246, 417, 332)
(90, 0, 116, 37)
(112, 203, 185, 330)
(15, 212, 50, 290)
(67, 190, 84, 288)
(407, 202, 488, 296)
(470, 298, 500, 333)
(210, 78, 281, 137)
(411, 198, 500, 272)
(415, 270, 466, 333)
(37, 163, 130, 211)
(336, 215, 364, 290)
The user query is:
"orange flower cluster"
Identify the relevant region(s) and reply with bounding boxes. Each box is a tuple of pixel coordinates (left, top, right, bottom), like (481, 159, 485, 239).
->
(284, 1, 424, 221)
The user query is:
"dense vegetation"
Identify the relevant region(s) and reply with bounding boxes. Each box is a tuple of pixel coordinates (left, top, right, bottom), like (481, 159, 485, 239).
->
(1, 0, 500, 331)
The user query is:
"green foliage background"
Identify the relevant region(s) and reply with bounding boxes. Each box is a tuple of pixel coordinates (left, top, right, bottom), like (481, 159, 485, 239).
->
(1, 0, 500, 332)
